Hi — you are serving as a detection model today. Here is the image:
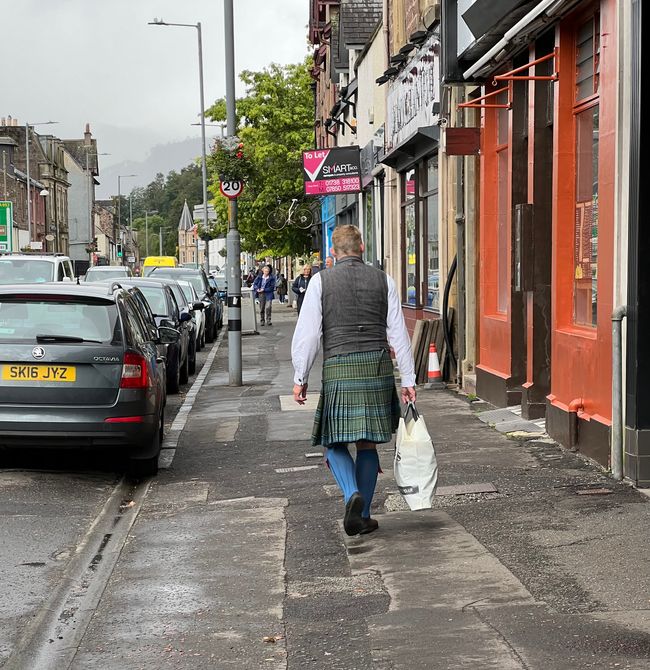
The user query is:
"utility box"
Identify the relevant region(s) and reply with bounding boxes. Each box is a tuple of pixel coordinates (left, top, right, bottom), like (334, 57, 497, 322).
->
(240, 287, 258, 335)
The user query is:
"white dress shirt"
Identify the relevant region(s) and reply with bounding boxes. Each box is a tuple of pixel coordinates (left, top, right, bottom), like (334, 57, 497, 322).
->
(291, 269, 416, 388)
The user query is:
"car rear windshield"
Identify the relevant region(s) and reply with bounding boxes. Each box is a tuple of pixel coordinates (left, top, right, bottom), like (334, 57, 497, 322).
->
(137, 287, 169, 317)
(0, 259, 54, 284)
(153, 270, 205, 294)
(0, 297, 120, 343)
(85, 269, 127, 281)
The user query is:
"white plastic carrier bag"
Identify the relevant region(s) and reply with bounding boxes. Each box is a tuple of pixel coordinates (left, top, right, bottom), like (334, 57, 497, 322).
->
(394, 402, 438, 511)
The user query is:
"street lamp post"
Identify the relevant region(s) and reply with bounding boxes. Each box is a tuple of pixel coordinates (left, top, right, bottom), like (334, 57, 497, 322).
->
(224, 0, 242, 385)
(145, 210, 158, 257)
(149, 18, 210, 274)
(117, 174, 136, 265)
(25, 121, 57, 247)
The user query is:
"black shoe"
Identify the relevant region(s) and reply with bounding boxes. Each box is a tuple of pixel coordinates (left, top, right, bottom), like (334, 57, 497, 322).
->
(360, 517, 379, 534)
(267, 322, 272, 326)
(343, 492, 365, 536)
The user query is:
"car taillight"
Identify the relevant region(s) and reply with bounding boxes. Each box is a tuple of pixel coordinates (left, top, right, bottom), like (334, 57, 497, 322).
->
(120, 351, 149, 389)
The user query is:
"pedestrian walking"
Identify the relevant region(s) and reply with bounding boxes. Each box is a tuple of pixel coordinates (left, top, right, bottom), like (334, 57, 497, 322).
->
(276, 273, 288, 304)
(253, 264, 276, 326)
(291, 265, 312, 315)
(325, 256, 334, 269)
(291, 224, 416, 536)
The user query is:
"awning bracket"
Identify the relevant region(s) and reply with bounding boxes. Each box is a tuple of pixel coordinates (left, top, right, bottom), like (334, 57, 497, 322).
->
(492, 48, 559, 84)
(457, 82, 512, 110)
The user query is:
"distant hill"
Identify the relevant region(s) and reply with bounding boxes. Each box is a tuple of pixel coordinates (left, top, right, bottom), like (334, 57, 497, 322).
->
(96, 135, 219, 198)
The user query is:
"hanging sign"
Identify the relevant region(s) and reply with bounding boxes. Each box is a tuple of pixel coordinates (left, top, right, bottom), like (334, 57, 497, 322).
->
(0, 201, 13, 252)
(303, 146, 362, 195)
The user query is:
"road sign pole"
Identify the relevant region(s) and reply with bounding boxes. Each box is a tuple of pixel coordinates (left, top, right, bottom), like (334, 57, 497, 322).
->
(225, 0, 242, 386)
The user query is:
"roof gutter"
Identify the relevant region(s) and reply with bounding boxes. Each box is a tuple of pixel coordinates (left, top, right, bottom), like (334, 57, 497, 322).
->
(463, 0, 565, 80)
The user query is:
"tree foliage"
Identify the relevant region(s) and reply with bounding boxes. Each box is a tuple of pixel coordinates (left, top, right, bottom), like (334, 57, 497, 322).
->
(119, 164, 204, 257)
(205, 58, 315, 256)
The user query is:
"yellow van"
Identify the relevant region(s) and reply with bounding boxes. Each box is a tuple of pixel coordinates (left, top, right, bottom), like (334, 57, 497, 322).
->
(143, 256, 178, 276)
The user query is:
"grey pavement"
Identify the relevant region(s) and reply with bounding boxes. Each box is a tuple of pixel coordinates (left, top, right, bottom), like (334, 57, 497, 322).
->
(70, 305, 650, 669)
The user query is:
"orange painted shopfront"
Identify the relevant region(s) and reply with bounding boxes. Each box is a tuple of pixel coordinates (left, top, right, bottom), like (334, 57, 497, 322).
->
(547, 1, 616, 463)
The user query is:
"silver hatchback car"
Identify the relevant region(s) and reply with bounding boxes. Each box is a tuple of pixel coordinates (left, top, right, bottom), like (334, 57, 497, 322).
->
(0, 283, 177, 475)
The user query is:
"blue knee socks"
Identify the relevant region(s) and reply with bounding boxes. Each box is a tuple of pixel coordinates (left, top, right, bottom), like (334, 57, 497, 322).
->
(355, 449, 379, 518)
(325, 445, 358, 503)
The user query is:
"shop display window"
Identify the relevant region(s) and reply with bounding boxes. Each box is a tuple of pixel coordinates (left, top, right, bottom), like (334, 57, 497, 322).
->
(496, 91, 510, 313)
(573, 14, 600, 327)
(401, 168, 418, 305)
(424, 159, 439, 310)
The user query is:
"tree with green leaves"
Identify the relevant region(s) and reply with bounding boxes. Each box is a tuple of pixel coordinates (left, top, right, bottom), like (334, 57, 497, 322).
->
(205, 58, 316, 257)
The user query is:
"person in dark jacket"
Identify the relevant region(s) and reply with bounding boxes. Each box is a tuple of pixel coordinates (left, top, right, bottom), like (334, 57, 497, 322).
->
(252, 264, 276, 326)
(291, 265, 312, 315)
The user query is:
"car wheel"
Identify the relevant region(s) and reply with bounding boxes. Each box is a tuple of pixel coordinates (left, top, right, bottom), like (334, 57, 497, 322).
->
(188, 339, 197, 375)
(200, 327, 206, 349)
(179, 346, 189, 384)
(206, 321, 215, 343)
(167, 348, 181, 394)
(159, 407, 165, 442)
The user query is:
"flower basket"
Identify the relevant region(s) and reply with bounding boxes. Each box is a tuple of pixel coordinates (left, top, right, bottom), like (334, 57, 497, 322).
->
(212, 136, 253, 183)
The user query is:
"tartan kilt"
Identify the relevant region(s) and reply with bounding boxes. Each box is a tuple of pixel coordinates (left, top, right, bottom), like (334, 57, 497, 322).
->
(312, 350, 401, 447)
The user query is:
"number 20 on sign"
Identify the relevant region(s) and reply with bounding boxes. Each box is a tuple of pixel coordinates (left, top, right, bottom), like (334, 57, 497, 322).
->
(219, 180, 244, 199)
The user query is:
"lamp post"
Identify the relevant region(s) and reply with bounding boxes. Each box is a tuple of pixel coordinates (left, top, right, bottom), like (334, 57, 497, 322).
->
(149, 18, 209, 274)
(145, 210, 158, 257)
(224, 0, 242, 385)
(25, 121, 57, 247)
(117, 174, 136, 265)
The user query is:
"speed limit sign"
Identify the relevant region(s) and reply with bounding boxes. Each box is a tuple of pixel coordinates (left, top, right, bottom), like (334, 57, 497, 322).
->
(219, 179, 244, 199)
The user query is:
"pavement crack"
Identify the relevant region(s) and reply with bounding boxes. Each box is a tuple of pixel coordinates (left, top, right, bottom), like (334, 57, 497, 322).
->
(470, 605, 531, 670)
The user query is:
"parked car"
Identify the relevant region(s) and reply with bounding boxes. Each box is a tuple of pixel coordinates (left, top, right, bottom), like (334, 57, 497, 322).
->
(0, 282, 174, 475)
(149, 267, 222, 342)
(0, 253, 75, 284)
(109, 279, 192, 393)
(177, 279, 206, 353)
(142, 277, 201, 374)
(209, 274, 228, 301)
(84, 266, 133, 282)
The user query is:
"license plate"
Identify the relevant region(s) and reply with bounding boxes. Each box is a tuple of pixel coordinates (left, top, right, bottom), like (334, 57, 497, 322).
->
(1, 365, 76, 382)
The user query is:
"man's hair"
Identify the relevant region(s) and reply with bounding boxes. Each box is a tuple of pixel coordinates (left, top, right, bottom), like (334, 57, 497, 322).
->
(331, 224, 362, 255)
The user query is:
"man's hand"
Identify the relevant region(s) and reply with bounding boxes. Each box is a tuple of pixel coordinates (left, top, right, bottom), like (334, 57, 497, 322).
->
(401, 386, 416, 404)
(293, 383, 308, 405)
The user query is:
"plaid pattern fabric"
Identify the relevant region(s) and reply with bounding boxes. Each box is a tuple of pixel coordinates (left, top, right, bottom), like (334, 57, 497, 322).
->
(312, 350, 401, 447)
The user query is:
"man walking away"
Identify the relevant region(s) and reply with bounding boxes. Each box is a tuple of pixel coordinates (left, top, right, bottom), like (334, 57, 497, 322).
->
(291, 224, 416, 535)
(253, 264, 276, 326)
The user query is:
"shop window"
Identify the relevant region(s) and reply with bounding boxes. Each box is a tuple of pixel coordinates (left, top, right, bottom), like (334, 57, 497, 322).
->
(496, 91, 510, 313)
(573, 105, 599, 326)
(401, 168, 418, 305)
(424, 158, 439, 310)
(573, 14, 600, 327)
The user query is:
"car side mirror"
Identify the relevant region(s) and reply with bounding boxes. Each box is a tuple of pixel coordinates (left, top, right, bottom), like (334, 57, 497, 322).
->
(158, 325, 180, 344)
(192, 301, 205, 311)
(218, 290, 227, 300)
(209, 287, 217, 296)
(180, 311, 192, 323)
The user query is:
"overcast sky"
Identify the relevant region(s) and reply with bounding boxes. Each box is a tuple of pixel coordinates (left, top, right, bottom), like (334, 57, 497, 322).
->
(3, 0, 309, 173)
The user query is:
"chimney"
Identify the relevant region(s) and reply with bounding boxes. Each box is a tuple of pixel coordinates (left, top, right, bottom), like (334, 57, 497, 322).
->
(84, 123, 92, 146)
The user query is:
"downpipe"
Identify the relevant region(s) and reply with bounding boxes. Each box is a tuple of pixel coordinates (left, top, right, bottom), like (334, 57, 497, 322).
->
(611, 306, 628, 480)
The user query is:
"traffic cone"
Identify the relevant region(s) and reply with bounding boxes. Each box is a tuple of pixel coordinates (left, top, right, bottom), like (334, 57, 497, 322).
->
(425, 343, 443, 389)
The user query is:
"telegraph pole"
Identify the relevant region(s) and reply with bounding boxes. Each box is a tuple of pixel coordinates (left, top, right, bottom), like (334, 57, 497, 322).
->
(224, 0, 242, 385)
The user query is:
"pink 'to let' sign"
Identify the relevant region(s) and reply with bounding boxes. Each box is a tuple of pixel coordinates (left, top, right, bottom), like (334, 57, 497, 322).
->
(303, 150, 330, 181)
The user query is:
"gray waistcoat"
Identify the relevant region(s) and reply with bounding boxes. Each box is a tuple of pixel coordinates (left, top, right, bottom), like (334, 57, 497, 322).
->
(321, 256, 389, 360)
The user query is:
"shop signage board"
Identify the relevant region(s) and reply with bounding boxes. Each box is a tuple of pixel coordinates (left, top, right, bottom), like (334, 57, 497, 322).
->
(386, 33, 440, 153)
(0, 201, 13, 252)
(303, 146, 362, 195)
